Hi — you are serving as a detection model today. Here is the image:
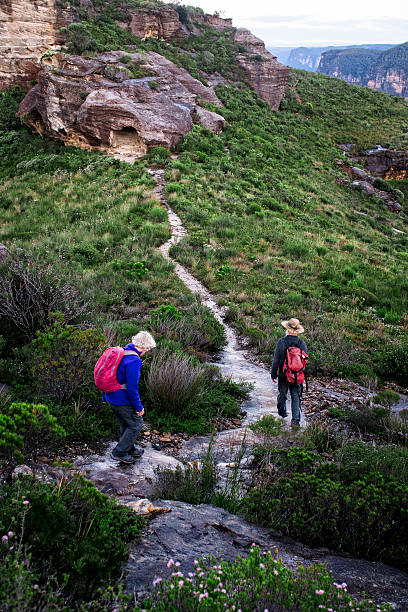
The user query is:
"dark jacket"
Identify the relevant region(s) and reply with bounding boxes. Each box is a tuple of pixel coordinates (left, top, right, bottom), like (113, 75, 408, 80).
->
(271, 335, 308, 380)
(102, 343, 144, 412)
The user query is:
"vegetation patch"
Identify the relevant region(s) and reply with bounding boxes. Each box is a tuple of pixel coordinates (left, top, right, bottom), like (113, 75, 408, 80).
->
(0, 474, 143, 602)
(135, 546, 390, 611)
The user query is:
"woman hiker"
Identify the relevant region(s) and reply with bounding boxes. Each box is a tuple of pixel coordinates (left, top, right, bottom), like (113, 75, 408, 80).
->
(103, 331, 156, 464)
(270, 318, 308, 427)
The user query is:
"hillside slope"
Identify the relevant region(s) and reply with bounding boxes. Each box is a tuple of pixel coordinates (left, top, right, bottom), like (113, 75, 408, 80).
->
(2, 67, 408, 383)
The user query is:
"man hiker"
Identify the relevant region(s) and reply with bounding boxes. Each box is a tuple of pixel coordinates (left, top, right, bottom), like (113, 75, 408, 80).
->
(103, 331, 156, 464)
(271, 318, 308, 427)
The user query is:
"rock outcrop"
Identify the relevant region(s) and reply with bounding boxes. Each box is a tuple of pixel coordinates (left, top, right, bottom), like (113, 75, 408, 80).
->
(362, 147, 408, 180)
(233, 29, 290, 110)
(336, 154, 404, 213)
(18, 51, 225, 157)
(123, 499, 408, 610)
(127, 6, 188, 41)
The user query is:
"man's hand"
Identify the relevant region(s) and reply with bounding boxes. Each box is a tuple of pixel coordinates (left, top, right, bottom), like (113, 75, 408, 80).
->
(136, 408, 144, 416)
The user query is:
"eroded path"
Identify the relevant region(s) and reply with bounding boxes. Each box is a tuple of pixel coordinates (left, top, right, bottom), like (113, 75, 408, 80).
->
(73, 168, 408, 610)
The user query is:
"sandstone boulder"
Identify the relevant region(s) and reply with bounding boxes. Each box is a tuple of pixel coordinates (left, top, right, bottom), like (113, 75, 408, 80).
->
(351, 166, 372, 181)
(195, 106, 225, 134)
(352, 180, 376, 196)
(18, 51, 224, 158)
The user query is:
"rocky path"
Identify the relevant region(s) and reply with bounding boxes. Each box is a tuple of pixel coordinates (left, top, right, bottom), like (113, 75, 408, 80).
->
(75, 168, 301, 493)
(73, 167, 408, 610)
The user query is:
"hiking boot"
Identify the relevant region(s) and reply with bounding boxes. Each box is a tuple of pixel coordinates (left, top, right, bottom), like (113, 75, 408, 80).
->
(291, 421, 300, 429)
(277, 407, 287, 418)
(110, 451, 135, 464)
(129, 446, 144, 458)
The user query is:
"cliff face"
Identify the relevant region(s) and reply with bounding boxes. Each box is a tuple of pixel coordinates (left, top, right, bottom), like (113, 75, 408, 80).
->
(18, 51, 225, 159)
(233, 29, 290, 110)
(318, 43, 408, 98)
(287, 47, 328, 71)
(1, 0, 56, 88)
(0, 0, 75, 89)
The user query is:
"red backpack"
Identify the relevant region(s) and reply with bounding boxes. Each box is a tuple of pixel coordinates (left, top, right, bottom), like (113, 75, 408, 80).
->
(94, 347, 138, 392)
(283, 341, 308, 386)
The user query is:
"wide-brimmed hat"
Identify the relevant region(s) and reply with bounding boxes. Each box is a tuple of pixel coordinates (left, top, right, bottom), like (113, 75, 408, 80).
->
(281, 318, 304, 334)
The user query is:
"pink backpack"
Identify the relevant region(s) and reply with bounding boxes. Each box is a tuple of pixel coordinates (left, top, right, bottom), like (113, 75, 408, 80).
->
(283, 345, 308, 386)
(94, 347, 138, 392)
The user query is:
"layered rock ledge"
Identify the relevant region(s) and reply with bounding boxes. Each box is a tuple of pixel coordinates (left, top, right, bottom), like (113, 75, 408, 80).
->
(18, 51, 225, 157)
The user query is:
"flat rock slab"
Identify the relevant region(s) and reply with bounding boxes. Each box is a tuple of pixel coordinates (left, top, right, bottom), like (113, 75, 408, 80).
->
(74, 442, 183, 497)
(125, 500, 408, 610)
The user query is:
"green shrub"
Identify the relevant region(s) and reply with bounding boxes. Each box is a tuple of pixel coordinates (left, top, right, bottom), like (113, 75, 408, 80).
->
(150, 303, 183, 321)
(150, 302, 226, 354)
(146, 348, 207, 416)
(373, 177, 392, 192)
(0, 474, 143, 600)
(302, 421, 341, 452)
(153, 437, 217, 505)
(380, 343, 408, 386)
(0, 402, 64, 464)
(0, 87, 24, 130)
(244, 471, 408, 571)
(31, 314, 106, 403)
(372, 388, 400, 407)
(0, 540, 61, 612)
(145, 350, 249, 434)
(50, 399, 118, 444)
(337, 441, 408, 484)
(146, 146, 171, 168)
(250, 414, 284, 436)
(136, 546, 389, 611)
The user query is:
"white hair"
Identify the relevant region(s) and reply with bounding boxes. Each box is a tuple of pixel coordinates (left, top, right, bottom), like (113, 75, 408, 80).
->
(131, 331, 156, 351)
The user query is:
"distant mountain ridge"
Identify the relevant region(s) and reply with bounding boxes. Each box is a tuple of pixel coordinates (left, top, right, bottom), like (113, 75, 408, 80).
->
(268, 45, 396, 72)
(318, 42, 408, 98)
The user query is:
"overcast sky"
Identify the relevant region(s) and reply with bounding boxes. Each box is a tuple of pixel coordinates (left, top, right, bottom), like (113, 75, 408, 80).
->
(180, 0, 408, 47)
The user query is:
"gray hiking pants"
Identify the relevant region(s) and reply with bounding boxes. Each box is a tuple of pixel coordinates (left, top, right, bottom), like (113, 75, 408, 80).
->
(111, 404, 143, 456)
(277, 377, 302, 425)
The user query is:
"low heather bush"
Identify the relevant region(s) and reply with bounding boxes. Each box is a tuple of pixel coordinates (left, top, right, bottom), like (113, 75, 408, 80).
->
(150, 302, 227, 355)
(135, 546, 390, 611)
(337, 441, 408, 484)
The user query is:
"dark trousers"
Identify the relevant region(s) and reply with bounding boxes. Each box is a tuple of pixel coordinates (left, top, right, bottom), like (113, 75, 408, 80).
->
(111, 404, 143, 457)
(277, 377, 302, 424)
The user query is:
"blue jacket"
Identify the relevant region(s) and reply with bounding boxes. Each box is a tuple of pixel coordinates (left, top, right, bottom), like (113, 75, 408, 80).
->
(102, 343, 144, 412)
